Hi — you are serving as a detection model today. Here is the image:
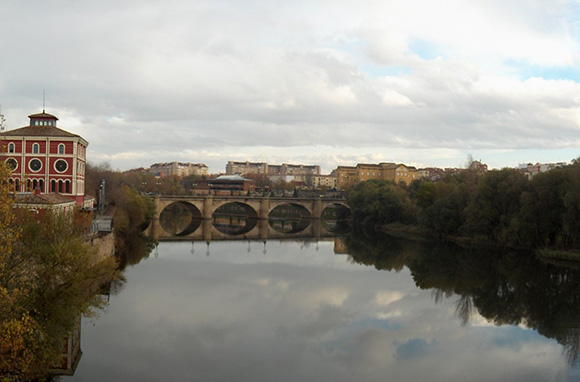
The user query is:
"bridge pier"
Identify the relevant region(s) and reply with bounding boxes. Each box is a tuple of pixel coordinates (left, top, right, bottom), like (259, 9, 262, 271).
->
(203, 196, 213, 220)
(259, 198, 270, 220)
(313, 199, 322, 220)
(149, 196, 161, 242)
(202, 218, 213, 243)
(311, 218, 321, 239)
(259, 219, 269, 242)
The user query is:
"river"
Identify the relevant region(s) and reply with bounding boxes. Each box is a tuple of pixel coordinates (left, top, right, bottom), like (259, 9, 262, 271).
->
(60, 233, 580, 381)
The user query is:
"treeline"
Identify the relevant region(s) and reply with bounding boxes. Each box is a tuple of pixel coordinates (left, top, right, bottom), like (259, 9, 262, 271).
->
(87, 163, 155, 232)
(0, 164, 121, 379)
(347, 159, 580, 251)
(86, 163, 155, 260)
(87, 163, 200, 197)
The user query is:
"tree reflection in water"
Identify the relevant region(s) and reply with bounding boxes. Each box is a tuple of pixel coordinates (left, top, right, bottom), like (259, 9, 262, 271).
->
(345, 229, 580, 366)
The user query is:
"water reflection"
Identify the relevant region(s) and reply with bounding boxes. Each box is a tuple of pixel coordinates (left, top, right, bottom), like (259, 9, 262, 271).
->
(49, 316, 82, 376)
(213, 203, 258, 235)
(61, 232, 580, 381)
(345, 229, 580, 366)
(159, 201, 202, 236)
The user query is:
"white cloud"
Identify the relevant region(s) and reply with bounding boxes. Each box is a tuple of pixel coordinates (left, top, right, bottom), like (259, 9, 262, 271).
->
(1, 0, 579, 172)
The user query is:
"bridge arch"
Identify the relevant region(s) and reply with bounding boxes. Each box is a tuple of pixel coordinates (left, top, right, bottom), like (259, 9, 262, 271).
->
(159, 201, 203, 236)
(210, 200, 259, 219)
(321, 202, 352, 219)
(268, 202, 312, 234)
(212, 201, 259, 235)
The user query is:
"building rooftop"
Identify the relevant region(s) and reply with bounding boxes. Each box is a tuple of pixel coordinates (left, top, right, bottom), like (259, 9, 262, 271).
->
(0, 111, 81, 139)
(0, 125, 80, 138)
(214, 175, 251, 181)
(14, 193, 76, 205)
(28, 112, 59, 120)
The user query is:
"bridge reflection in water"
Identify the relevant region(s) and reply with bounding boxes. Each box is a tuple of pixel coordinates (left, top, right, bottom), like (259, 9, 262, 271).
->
(145, 195, 351, 242)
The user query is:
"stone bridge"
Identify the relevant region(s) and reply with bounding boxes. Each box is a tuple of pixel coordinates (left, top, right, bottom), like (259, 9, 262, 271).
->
(146, 195, 350, 241)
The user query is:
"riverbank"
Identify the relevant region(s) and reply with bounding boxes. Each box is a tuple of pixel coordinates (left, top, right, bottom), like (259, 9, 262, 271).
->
(381, 223, 516, 250)
(380, 223, 580, 261)
(90, 232, 116, 263)
(536, 248, 580, 262)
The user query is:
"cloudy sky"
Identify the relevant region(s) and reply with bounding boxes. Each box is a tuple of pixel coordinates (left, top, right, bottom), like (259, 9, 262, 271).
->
(2, 0, 580, 173)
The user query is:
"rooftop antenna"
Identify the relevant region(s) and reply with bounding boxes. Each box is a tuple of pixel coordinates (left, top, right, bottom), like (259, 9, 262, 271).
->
(0, 104, 5, 132)
(42, 89, 45, 113)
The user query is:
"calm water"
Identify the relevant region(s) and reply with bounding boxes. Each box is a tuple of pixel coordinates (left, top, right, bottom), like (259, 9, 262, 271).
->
(61, 235, 580, 382)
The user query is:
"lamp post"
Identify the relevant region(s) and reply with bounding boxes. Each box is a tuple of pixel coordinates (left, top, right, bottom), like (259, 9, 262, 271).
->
(99, 179, 106, 215)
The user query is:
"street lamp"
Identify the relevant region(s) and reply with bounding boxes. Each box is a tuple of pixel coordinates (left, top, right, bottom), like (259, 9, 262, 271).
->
(99, 179, 106, 215)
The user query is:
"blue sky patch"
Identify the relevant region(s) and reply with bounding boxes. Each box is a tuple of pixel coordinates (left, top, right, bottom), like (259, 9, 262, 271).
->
(408, 38, 443, 60)
(505, 60, 580, 82)
(396, 338, 438, 360)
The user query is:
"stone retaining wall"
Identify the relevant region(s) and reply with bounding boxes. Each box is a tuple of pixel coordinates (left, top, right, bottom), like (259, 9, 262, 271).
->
(90, 232, 115, 263)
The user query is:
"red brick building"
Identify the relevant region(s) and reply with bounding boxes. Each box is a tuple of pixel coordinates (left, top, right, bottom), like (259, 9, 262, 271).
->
(0, 111, 91, 208)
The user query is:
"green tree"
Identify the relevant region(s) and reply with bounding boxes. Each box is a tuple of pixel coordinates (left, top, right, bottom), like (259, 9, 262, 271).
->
(518, 167, 568, 247)
(0, 163, 121, 379)
(417, 182, 468, 235)
(561, 160, 580, 247)
(180, 174, 198, 194)
(114, 185, 155, 238)
(348, 179, 416, 227)
(462, 169, 528, 243)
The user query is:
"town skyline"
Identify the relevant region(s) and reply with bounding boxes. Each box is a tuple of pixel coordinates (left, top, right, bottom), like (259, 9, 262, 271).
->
(1, 1, 579, 174)
(3, 109, 579, 175)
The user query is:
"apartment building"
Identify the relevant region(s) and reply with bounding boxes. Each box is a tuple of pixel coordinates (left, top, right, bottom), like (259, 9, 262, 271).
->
(226, 161, 320, 177)
(335, 162, 418, 188)
(312, 174, 338, 190)
(150, 162, 208, 178)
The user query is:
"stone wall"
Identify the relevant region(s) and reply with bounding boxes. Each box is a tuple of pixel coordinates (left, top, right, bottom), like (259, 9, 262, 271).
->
(90, 232, 115, 264)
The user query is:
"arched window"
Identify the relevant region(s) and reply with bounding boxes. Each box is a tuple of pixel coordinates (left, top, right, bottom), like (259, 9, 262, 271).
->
(32, 143, 39, 154)
(15, 179, 20, 192)
(58, 144, 65, 155)
(39, 179, 44, 193)
(51, 180, 56, 193)
(32, 179, 38, 191)
(65, 181, 70, 194)
(26, 179, 31, 192)
(58, 180, 63, 193)
(8, 143, 14, 153)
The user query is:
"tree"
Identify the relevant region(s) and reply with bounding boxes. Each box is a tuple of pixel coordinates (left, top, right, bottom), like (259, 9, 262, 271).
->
(0, 163, 122, 379)
(416, 181, 468, 235)
(180, 174, 198, 194)
(0, 162, 35, 379)
(462, 169, 528, 242)
(114, 185, 155, 237)
(561, 160, 580, 247)
(304, 173, 314, 190)
(244, 173, 272, 190)
(348, 179, 416, 227)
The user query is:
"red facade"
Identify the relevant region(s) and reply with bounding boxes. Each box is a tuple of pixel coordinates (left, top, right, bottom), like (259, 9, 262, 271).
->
(0, 112, 89, 207)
